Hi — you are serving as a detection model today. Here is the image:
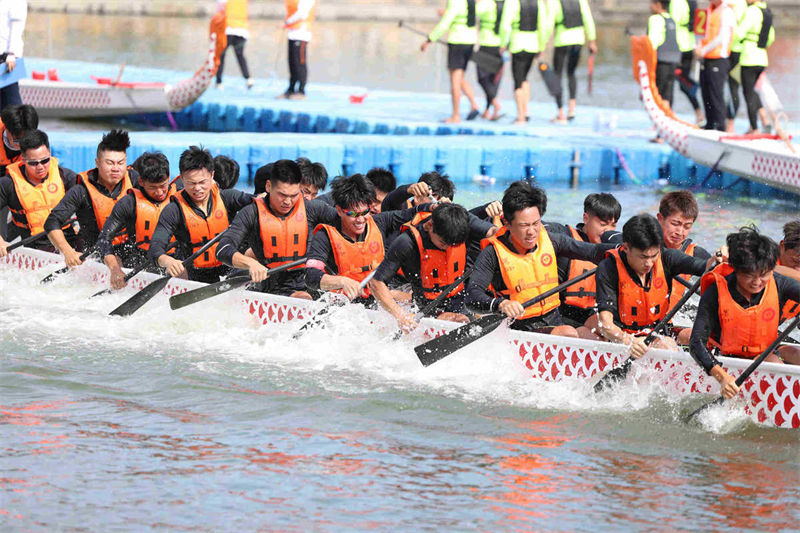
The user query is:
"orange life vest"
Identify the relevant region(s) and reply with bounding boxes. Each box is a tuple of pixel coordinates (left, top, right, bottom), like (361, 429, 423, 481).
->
(607, 248, 670, 333)
(700, 263, 779, 357)
(131, 186, 176, 251)
(6, 158, 65, 234)
(285, 0, 315, 30)
(225, 0, 249, 30)
(174, 184, 228, 269)
(0, 121, 21, 167)
(482, 226, 560, 320)
(79, 170, 133, 245)
(775, 258, 800, 322)
(314, 217, 384, 297)
(256, 196, 308, 269)
(562, 225, 597, 309)
(668, 241, 696, 311)
(701, 2, 733, 59)
(405, 224, 467, 300)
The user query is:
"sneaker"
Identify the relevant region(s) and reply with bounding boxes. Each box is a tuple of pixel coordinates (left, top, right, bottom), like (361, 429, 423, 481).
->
(246, 78, 254, 89)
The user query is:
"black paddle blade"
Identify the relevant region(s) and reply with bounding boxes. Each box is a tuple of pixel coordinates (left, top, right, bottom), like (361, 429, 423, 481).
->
(90, 287, 112, 298)
(109, 276, 171, 317)
(40, 265, 69, 284)
(169, 275, 250, 310)
(684, 396, 725, 423)
(593, 357, 634, 393)
(538, 62, 563, 98)
(415, 313, 506, 367)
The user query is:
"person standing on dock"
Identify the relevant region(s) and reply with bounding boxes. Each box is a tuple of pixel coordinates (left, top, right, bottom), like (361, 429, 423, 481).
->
(279, 0, 317, 100)
(548, 0, 597, 123)
(0, 0, 26, 110)
(733, 0, 774, 134)
(215, 0, 254, 90)
(499, 0, 552, 125)
(670, 0, 704, 125)
(475, 0, 505, 121)
(695, 0, 735, 131)
(647, 0, 681, 142)
(724, 0, 747, 132)
(422, 0, 481, 123)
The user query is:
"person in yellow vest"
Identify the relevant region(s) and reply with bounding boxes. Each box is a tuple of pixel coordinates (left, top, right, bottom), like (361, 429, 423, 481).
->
(725, 0, 748, 132)
(467, 182, 613, 337)
(44, 130, 140, 267)
(279, 0, 317, 100)
(215, 0, 254, 89)
(670, 0, 704, 125)
(0, 130, 78, 255)
(733, 0, 774, 134)
(695, 0, 735, 131)
(648, 0, 682, 143)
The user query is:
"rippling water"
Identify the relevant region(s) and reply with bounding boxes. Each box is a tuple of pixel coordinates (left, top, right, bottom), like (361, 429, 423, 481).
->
(2, 187, 798, 530)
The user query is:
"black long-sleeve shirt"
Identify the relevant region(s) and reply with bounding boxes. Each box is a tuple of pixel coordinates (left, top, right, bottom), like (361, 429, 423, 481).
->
(380, 184, 414, 213)
(43, 168, 140, 248)
(147, 188, 253, 270)
(466, 229, 614, 312)
(689, 272, 800, 374)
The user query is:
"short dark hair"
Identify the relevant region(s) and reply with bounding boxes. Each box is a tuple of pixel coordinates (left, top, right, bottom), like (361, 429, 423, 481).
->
(502, 181, 547, 222)
(178, 145, 214, 175)
(430, 203, 470, 245)
(1, 104, 39, 137)
(584, 193, 621, 222)
(366, 167, 396, 194)
(728, 226, 778, 273)
(659, 190, 699, 221)
(296, 157, 328, 190)
(97, 129, 130, 156)
(270, 159, 303, 186)
(19, 129, 49, 153)
(213, 155, 240, 190)
(253, 163, 273, 195)
(131, 152, 170, 183)
(783, 221, 800, 251)
(418, 171, 456, 201)
(330, 174, 376, 209)
(622, 213, 663, 250)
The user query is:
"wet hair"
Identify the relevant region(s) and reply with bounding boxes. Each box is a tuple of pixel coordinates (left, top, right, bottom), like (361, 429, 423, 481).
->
(584, 192, 621, 223)
(782, 220, 800, 251)
(97, 129, 130, 156)
(131, 152, 170, 184)
(213, 155, 240, 190)
(178, 145, 214, 175)
(1, 104, 39, 137)
(728, 226, 778, 273)
(19, 129, 49, 153)
(501, 181, 547, 223)
(418, 171, 456, 201)
(253, 163, 273, 195)
(330, 174, 377, 209)
(622, 213, 663, 250)
(366, 167, 397, 194)
(296, 157, 328, 191)
(430, 203, 470, 245)
(269, 159, 303, 186)
(658, 190, 699, 221)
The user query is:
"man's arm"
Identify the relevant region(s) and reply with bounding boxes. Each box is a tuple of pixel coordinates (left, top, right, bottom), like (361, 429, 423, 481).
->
(662, 247, 716, 278)
(215, 204, 268, 282)
(45, 185, 89, 267)
(369, 233, 420, 330)
(147, 203, 187, 277)
(689, 283, 739, 399)
(98, 194, 136, 290)
(306, 198, 339, 229)
(551, 232, 614, 264)
(221, 189, 254, 220)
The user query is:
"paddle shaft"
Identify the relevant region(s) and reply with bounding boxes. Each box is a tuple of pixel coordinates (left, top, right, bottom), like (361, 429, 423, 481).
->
(292, 270, 376, 338)
(417, 266, 474, 317)
(6, 218, 76, 253)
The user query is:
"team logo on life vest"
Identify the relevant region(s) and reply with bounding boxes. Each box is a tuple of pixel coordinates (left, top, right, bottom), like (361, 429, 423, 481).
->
(47, 182, 59, 193)
(369, 241, 380, 253)
(654, 277, 665, 289)
(214, 209, 224, 219)
(762, 308, 776, 322)
(540, 254, 553, 266)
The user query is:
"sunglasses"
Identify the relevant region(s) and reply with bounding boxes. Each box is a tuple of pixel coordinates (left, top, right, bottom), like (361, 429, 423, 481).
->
(24, 157, 51, 167)
(344, 208, 370, 218)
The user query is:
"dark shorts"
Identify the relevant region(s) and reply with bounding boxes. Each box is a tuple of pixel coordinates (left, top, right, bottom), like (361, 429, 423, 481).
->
(511, 308, 564, 333)
(448, 43, 474, 71)
(512, 51, 538, 89)
(559, 305, 596, 328)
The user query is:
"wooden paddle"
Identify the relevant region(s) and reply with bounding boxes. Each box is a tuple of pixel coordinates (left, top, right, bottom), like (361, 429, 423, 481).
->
(291, 270, 376, 339)
(89, 241, 180, 298)
(398, 20, 503, 74)
(414, 268, 597, 367)
(108, 232, 225, 317)
(684, 312, 800, 423)
(168, 258, 306, 310)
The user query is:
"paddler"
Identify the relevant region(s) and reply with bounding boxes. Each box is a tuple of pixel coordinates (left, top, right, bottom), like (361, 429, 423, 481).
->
(0, 130, 78, 255)
(147, 146, 253, 283)
(421, 0, 481, 123)
(499, 0, 552, 125)
(475, 0, 505, 121)
(647, 0, 681, 142)
(467, 181, 613, 338)
(44, 129, 140, 267)
(595, 214, 721, 358)
(214, 158, 339, 299)
(690, 226, 800, 399)
(380, 171, 455, 213)
(296, 157, 328, 202)
(732, 0, 774, 134)
(305, 173, 426, 302)
(548, 0, 597, 123)
(0, 104, 38, 176)
(316, 167, 397, 214)
(670, 0, 704, 125)
(95, 152, 175, 290)
(776, 220, 800, 321)
(695, 0, 735, 131)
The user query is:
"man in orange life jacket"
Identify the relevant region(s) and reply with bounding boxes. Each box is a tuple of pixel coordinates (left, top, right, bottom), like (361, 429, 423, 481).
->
(380, 171, 456, 213)
(0, 104, 37, 176)
(0, 130, 78, 255)
(467, 182, 614, 337)
(774, 220, 800, 322)
(690, 226, 800, 399)
(317, 167, 397, 215)
(215, 158, 339, 299)
(147, 146, 253, 284)
(595, 214, 721, 359)
(95, 152, 174, 291)
(44, 129, 140, 267)
(545, 192, 621, 336)
(305, 173, 427, 303)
